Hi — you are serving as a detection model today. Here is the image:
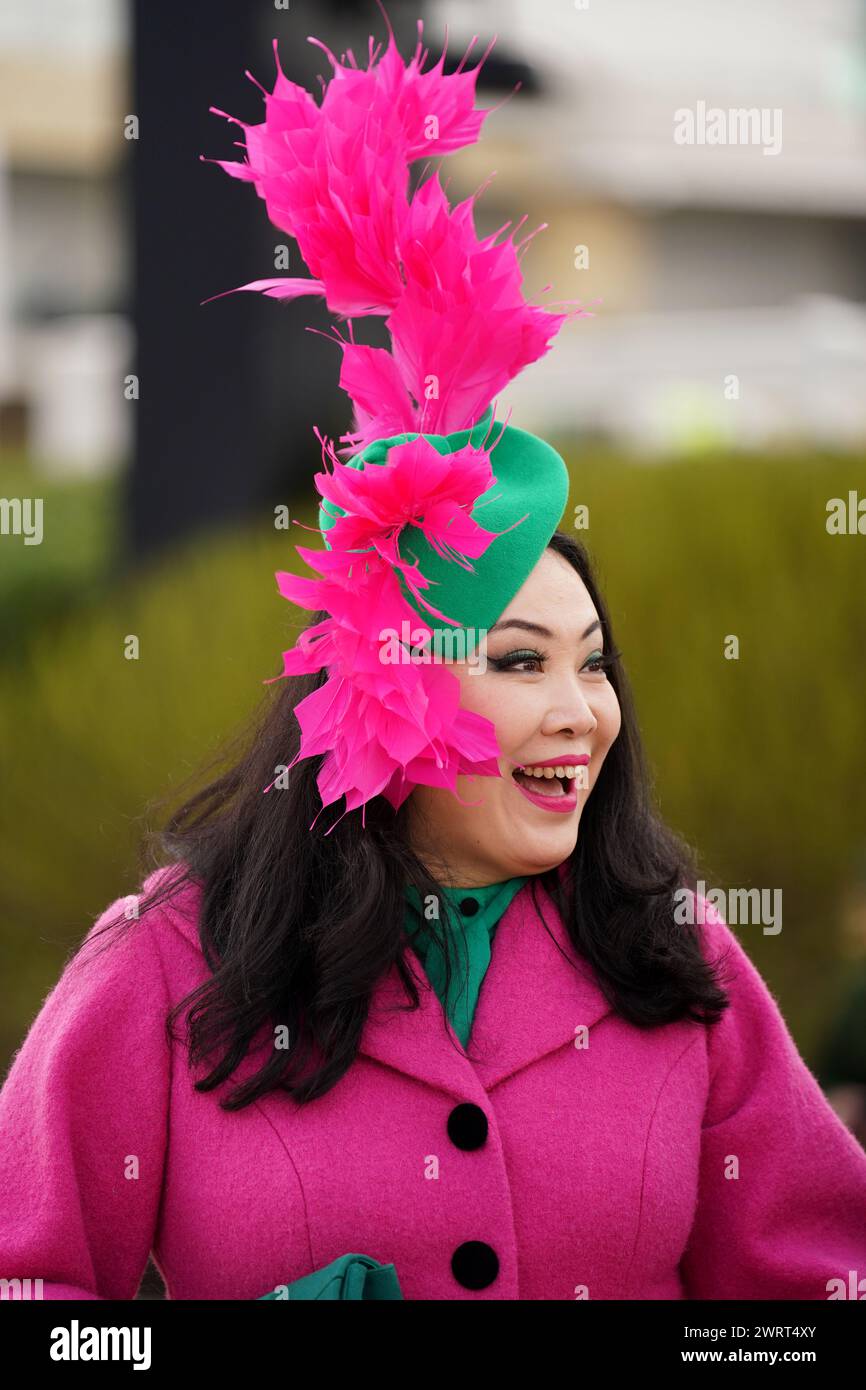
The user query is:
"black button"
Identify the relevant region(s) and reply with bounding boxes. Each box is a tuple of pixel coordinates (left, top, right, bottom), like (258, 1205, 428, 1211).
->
(447, 1102, 488, 1151)
(451, 1240, 499, 1290)
(459, 897, 479, 916)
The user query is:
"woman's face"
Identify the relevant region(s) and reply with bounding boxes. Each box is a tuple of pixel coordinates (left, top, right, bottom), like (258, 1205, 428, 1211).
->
(407, 548, 622, 885)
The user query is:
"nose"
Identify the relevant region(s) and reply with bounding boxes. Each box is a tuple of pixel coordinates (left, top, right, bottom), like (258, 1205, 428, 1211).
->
(539, 672, 599, 738)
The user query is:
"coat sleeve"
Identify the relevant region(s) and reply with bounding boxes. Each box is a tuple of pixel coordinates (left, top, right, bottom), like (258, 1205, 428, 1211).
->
(0, 893, 172, 1300)
(680, 899, 866, 1299)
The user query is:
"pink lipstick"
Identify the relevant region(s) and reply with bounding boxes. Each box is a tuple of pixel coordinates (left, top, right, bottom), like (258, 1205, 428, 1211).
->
(510, 755, 590, 814)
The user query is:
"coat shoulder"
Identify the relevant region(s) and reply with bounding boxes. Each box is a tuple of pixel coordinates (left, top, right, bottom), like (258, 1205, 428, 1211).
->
(69, 861, 206, 1005)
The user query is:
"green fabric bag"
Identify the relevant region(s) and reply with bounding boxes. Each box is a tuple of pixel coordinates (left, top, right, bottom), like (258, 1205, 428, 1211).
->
(258, 1253, 404, 1300)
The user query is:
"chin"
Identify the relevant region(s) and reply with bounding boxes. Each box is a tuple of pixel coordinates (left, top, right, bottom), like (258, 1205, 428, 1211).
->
(512, 832, 578, 873)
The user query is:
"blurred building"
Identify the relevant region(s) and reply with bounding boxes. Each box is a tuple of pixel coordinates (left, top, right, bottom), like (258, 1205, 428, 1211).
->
(430, 0, 866, 452)
(1, 0, 866, 488)
(0, 0, 132, 474)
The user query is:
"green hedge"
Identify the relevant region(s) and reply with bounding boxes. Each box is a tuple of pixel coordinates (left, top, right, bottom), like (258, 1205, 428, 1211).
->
(2, 448, 865, 1066)
(0, 456, 119, 657)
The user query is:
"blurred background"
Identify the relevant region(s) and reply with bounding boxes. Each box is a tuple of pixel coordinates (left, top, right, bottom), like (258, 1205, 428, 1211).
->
(1, 0, 865, 1247)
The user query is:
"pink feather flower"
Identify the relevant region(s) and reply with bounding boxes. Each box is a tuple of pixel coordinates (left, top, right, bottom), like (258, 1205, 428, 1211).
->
(313, 430, 524, 623)
(261, 419, 526, 825)
(267, 548, 502, 827)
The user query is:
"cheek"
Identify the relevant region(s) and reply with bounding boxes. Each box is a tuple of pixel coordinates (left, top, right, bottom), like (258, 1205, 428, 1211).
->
(456, 670, 530, 745)
(595, 684, 622, 748)
(455, 666, 497, 713)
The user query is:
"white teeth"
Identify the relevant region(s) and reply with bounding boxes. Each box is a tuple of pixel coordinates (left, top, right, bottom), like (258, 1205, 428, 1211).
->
(518, 765, 581, 779)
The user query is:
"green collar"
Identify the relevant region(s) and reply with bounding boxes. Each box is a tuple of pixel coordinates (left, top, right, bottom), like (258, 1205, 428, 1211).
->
(404, 877, 530, 1046)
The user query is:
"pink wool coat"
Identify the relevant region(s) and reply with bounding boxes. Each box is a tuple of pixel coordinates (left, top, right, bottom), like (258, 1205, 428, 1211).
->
(1, 865, 865, 1301)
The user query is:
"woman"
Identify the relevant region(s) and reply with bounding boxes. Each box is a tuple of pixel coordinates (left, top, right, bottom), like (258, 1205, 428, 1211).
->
(2, 17, 866, 1303)
(2, 523, 866, 1300)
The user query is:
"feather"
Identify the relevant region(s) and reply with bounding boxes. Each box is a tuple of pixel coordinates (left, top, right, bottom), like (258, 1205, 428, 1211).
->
(267, 554, 502, 822)
(206, 16, 586, 817)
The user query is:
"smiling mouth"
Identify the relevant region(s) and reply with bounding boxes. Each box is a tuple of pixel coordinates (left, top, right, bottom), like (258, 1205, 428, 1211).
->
(511, 768, 574, 798)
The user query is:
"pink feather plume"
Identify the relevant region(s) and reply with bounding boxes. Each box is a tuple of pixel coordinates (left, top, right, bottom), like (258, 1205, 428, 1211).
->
(204, 15, 587, 822)
(203, 17, 586, 445)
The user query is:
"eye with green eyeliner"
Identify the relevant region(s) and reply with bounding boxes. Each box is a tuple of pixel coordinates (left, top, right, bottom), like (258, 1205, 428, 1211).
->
(584, 648, 617, 673)
(487, 647, 547, 672)
(487, 646, 621, 674)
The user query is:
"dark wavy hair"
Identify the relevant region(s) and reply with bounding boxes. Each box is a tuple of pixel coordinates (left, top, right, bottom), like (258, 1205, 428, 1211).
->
(84, 529, 730, 1109)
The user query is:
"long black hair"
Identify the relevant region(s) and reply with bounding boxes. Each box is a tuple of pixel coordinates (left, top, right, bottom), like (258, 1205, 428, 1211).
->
(84, 529, 730, 1109)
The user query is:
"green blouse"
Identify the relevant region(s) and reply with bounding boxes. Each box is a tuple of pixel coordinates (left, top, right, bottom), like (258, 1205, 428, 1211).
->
(404, 876, 530, 1047)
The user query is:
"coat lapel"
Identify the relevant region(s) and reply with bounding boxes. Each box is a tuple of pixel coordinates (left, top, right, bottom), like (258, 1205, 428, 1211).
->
(357, 873, 613, 1098)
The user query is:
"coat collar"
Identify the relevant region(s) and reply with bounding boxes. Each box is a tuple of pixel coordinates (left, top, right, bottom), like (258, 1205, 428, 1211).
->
(149, 863, 613, 1101)
(358, 870, 613, 1099)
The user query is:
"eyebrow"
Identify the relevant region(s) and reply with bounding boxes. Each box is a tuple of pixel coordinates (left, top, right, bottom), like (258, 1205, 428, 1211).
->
(486, 617, 602, 641)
